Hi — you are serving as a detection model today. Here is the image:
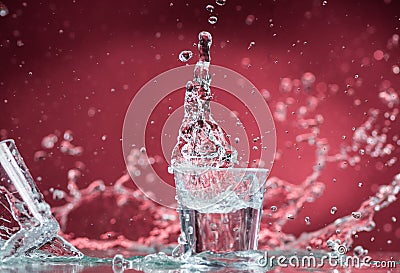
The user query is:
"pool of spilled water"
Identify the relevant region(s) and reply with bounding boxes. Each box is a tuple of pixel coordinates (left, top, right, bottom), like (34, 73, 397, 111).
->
(0, 249, 398, 273)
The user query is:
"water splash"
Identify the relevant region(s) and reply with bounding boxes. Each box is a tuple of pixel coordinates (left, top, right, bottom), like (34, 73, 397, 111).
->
(41, 35, 400, 259)
(2, 32, 398, 272)
(171, 31, 237, 168)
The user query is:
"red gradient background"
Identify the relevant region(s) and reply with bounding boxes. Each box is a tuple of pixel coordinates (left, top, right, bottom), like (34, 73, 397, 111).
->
(0, 0, 399, 252)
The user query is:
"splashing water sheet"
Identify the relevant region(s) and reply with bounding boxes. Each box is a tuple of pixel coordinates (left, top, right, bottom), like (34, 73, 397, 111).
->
(1, 0, 400, 272)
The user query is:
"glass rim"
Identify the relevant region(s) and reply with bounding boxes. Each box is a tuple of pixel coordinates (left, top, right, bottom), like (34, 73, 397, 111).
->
(171, 165, 269, 173)
(0, 139, 15, 146)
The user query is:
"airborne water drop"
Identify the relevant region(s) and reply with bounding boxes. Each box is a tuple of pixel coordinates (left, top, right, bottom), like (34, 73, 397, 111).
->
(208, 16, 218, 25)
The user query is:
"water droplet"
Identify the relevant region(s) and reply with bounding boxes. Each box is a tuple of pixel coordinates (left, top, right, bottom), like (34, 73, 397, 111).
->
(206, 4, 214, 12)
(305, 217, 311, 225)
(373, 50, 384, 61)
(352, 211, 362, 219)
(101, 135, 107, 141)
(177, 233, 187, 244)
(392, 216, 397, 222)
(0, 3, 9, 17)
(112, 254, 126, 269)
(215, 0, 226, 6)
(359, 149, 365, 155)
(301, 72, 316, 89)
(63, 130, 74, 142)
(353, 246, 368, 257)
(393, 65, 400, 75)
(34, 150, 47, 161)
(330, 206, 337, 214)
(245, 14, 255, 25)
(234, 137, 240, 143)
(248, 41, 255, 49)
(52, 189, 65, 200)
(322, 0, 328, 6)
(358, 182, 363, 187)
(68, 169, 81, 182)
(41, 134, 58, 149)
(178, 50, 193, 62)
(287, 214, 294, 220)
(270, 206, 277, 212)
(208, 16, 218, 25)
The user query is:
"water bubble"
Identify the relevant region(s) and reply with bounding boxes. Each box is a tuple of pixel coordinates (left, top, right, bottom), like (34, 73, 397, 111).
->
(208, 16, 218, 25)
(322, 0, 328, 6)
(330, 206, 337, 214)
(215, 0, 226, 6)
(305, 217, 311, 225)
(206, 4, 214, 12)
(178, 50, 193, 62)
(352, 211, 362, 219)
(287, 214, 295, 220)
(234, 137, 240, 143)
(392, 216, 397, 222)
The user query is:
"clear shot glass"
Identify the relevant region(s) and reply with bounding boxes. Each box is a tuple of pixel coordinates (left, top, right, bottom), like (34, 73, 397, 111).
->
(173, 166, 269, 255)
